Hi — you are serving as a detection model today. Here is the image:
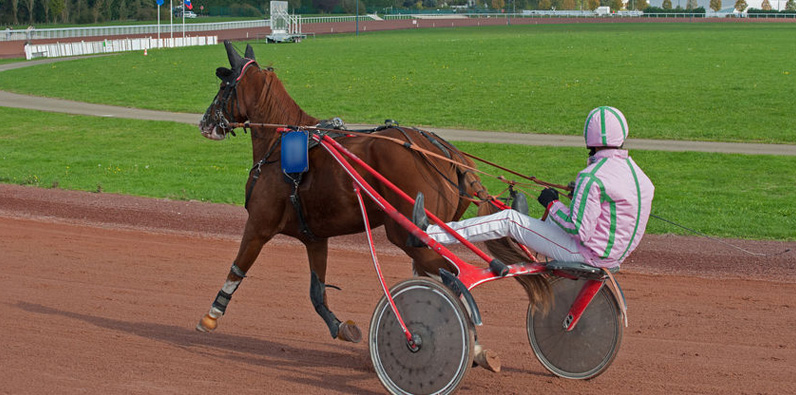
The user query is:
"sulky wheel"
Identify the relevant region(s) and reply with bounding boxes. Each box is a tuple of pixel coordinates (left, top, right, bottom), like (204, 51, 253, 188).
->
(527, 277, 622, 380)
(369, 277, 474, 395)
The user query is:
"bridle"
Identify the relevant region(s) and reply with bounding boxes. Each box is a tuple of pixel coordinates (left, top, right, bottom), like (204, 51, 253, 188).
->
(204, 59, 262, 137)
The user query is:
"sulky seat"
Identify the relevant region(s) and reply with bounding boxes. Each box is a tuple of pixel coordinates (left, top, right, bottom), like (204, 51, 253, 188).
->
(545, 261, 619, 280)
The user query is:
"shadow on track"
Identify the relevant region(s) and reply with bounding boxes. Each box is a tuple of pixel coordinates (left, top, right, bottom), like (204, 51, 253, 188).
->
(15, 301, 382, 395)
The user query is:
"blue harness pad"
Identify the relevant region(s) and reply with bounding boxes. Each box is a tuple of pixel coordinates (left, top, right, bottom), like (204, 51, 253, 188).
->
(281, 130, 309, 174)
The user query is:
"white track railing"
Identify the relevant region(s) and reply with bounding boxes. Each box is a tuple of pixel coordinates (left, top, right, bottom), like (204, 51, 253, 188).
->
(24, 36, 218, 60)
(4, 12, 794, 43)
(298, 15, 383, 24)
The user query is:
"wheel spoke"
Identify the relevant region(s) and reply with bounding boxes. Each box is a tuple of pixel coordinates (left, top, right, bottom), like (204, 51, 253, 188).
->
(369, 278, 474, 395)
(527, 277, 623, 379)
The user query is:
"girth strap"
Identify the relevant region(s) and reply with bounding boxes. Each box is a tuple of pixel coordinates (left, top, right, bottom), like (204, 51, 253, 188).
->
(286, 172, 317, 241)
(245, 163, 261, 210)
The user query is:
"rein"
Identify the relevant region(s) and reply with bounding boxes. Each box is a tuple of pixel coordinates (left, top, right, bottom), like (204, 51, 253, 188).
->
(461, 152, 574, 192)
(227, 121, 573, 195)
(213, 63, 569, 200)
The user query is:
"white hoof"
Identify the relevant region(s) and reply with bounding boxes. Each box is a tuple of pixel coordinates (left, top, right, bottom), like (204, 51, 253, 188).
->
(196, 313, 219, 333)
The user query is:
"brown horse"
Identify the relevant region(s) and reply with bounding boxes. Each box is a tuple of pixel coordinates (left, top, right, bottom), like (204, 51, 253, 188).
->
(195, 41, 491, 340)
(195, 42, 549, 372)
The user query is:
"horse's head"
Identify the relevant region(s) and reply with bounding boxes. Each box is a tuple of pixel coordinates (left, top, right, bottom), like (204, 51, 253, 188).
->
(199, 41, 273, 140)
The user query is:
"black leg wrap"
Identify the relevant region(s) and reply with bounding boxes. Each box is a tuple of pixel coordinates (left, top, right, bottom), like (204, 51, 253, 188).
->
(310, 271, 341, 339)
(212, 290, 233, 314)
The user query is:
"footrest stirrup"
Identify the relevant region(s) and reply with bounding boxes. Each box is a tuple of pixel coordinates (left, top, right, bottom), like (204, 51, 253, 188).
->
(489, 258, 509, 277)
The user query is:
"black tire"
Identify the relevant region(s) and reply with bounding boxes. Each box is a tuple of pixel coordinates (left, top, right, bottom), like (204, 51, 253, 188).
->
(369, 278, 474, 395)
(527, 277, 622, 380)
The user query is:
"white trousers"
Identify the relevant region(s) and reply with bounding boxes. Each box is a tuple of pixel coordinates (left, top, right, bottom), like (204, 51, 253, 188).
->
(426, 209, 587, 263)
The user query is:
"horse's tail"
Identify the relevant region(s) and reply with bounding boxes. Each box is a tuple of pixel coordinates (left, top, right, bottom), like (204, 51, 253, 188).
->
(477, 201, 553, 314)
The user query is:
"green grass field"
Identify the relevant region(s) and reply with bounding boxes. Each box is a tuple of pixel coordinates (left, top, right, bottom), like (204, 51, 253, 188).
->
(1, 23, 794, 240)
(1, 106, 793, 240)
(0, 23, 794, 143)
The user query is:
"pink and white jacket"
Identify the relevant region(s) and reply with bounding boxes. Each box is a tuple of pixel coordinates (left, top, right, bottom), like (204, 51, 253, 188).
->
(547, 149, 654, 268)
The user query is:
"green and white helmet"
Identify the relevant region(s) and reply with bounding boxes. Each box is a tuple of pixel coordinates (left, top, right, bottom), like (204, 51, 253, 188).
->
(583, 106, 628, 148)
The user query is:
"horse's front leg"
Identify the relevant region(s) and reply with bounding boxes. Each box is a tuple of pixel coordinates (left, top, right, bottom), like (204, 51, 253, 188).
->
(306, 239, 362, 343)
(196, 225, 270, 333)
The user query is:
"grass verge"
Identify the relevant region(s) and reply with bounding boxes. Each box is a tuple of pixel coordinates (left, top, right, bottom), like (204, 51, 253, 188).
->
(1, 107, 793, 240)
(0, 23, 794, 143)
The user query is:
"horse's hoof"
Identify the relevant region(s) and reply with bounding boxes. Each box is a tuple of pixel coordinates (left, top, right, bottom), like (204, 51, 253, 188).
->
(337, 320, 362, 343)
(473, 344, 501, 373)
(196, 313, 218, 333)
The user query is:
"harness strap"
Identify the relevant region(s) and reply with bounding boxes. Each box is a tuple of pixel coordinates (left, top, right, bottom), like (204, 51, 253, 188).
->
(461, 169, 490, 200)
(245, 134, 282, 209)
(245, 163, 261, 210)
(287, 172, 317, 241)
(394, 127, 414, 145)
(386, 127, 468, 202)
(415, 127, 451, 158)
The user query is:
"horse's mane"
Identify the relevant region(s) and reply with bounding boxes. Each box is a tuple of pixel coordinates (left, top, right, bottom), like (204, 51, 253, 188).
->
(249, 68, 319, 127)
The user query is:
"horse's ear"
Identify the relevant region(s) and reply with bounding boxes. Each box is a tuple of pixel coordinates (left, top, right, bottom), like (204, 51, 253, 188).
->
(216, 67, 234, 80)
(244, 44, 256, 61)
(223, 40, 243, 68)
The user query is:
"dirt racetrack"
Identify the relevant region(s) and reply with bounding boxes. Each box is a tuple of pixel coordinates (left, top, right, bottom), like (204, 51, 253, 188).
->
(1, 183, 794, 394)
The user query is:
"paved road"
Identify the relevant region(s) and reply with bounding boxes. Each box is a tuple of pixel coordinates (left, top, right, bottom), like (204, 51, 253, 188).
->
(2, 57, 794, 156)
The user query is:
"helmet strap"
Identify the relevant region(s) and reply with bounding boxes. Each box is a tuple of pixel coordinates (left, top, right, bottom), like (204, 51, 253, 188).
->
(588, 145, 624, 157)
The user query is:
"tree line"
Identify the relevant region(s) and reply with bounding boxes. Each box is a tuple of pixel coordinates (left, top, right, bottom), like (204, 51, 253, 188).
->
(1, 0, 161, 25)
(1, 0, 277, 25)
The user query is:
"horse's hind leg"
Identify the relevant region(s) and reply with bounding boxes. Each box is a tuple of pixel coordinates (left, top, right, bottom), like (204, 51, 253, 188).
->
(196, 227, 270, 333)
(306, 239, 362, 343)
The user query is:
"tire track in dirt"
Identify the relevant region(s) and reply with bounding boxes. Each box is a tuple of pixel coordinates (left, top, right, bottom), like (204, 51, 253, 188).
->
(1, 45, 795, 394)
(0, 184, 795, 394)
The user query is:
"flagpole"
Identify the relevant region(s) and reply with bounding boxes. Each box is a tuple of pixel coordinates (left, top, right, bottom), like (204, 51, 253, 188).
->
(180, 0, 192, 42)
(157, 4, 161, 47)
(170, 0, 173, 44)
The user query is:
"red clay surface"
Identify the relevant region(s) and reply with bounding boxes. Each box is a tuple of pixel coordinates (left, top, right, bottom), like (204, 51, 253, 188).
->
(1, 183, 795, 394)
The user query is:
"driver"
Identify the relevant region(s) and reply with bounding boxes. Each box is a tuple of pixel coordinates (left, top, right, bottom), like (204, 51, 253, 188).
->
(409, 106, 655, 269)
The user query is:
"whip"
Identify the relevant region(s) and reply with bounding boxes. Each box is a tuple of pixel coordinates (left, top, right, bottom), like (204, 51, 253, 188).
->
(650, 214, 791, 257)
